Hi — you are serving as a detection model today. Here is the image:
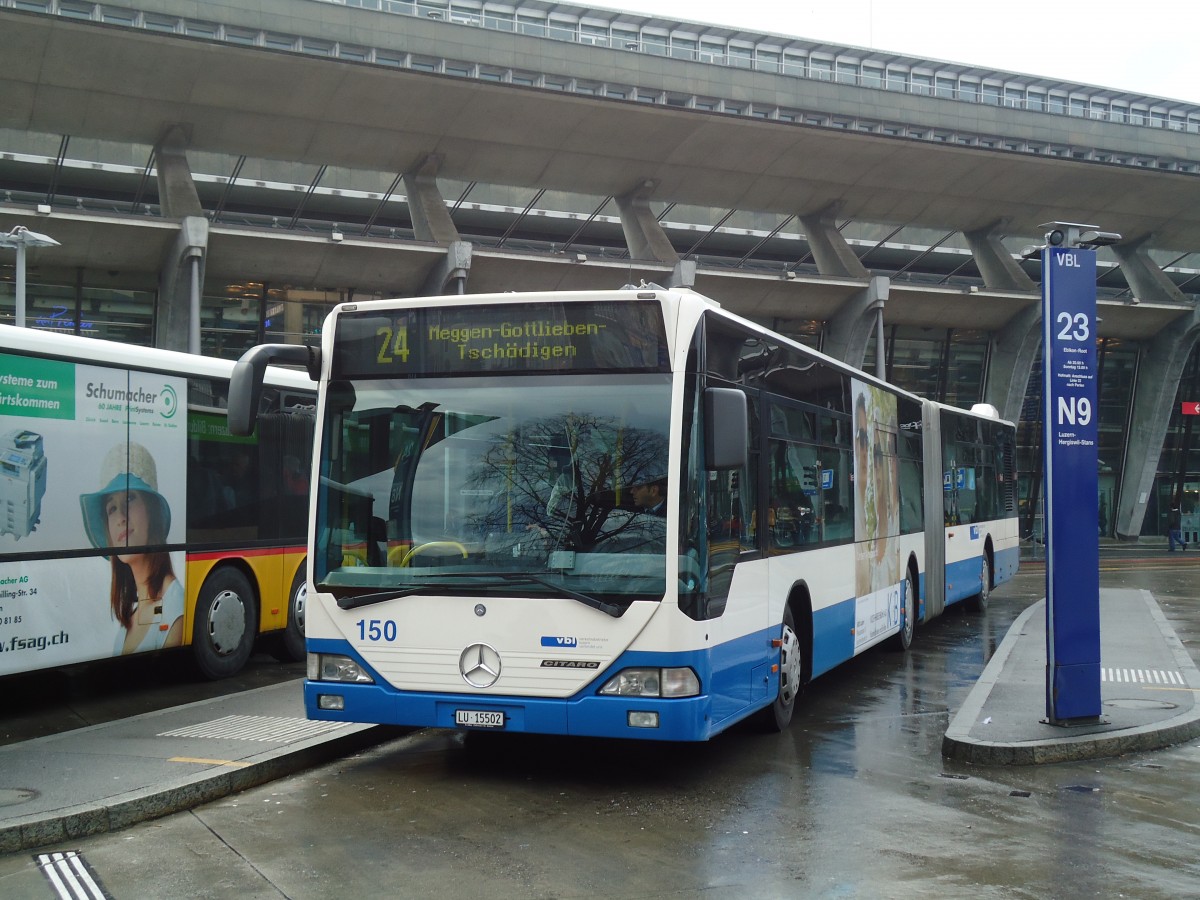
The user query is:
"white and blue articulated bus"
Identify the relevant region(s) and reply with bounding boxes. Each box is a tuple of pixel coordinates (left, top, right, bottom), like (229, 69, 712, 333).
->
(230, 288, 1017, 741)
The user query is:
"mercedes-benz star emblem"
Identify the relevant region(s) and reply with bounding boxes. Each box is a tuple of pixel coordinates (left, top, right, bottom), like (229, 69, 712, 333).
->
(459, 642, 502, 688)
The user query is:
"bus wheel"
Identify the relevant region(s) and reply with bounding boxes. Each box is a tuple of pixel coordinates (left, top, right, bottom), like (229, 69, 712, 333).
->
(279, 567, 307, 662)
(757, 605, 801, 732)
(891, 568, 917, 651)
(193, 568, 258, 679)
(968, 554, 991, 612)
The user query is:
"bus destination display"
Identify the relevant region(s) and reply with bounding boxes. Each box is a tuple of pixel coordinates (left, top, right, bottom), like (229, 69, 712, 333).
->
(332, 300, 670, 378)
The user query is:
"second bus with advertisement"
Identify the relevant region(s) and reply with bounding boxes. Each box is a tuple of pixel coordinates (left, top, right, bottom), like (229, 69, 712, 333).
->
(0, 326, 314, 680)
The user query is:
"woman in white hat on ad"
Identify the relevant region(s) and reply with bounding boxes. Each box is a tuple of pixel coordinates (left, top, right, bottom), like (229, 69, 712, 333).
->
(81, 442, 184, 655)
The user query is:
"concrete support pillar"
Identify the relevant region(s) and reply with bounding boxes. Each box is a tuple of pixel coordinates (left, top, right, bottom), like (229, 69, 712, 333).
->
(963, 221, 1036, 292)
(283, 290, 305, 339)
(824, 275, 889, 370)
(1114, 310, 1200, 539)
(615, 180, 679, 264)
(157, 217, 208, 353)
(1112, 240, 1199, 539)
(154, 128, 207, 352)
(156, 126, 203, 219)
(798, 205, 868, 279)
(403, 154, 462, 245)
(402, 154, 472, 294)
(984, 303, 1041, 424)
(1112, 235, 1189, 306)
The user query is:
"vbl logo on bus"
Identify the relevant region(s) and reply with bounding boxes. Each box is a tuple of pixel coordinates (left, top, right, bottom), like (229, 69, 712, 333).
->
(541, 636, 577, 648)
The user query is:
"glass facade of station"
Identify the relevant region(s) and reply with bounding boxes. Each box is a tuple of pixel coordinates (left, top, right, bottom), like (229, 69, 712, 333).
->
(0, 280, 330, 353)
(1, 0, 1198, 544)
(3, 275, 1196, 542)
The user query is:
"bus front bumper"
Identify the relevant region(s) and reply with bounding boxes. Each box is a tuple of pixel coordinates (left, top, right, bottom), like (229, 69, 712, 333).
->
(304, 680, 716, 742)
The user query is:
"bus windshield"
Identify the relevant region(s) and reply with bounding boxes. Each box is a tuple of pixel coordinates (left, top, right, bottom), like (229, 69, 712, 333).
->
(315, 372, 673, 611)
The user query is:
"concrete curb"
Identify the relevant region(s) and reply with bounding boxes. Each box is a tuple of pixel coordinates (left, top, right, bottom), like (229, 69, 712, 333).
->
(944, 702, 1200, 766)
(0, 725, 403, 854)
(943, 596, 1200, 765)
(941, 600, 1037, 763)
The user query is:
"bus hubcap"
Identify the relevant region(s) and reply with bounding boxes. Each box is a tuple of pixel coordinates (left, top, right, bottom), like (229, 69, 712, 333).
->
(293, 583, 307, 631)
(208, 590, 246, 656)
(903, 576, 915, 641)
(779, 624, 801, 705)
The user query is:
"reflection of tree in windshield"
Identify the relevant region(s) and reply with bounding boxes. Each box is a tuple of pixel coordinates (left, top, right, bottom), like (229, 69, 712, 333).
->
(466, 413, 667, 552)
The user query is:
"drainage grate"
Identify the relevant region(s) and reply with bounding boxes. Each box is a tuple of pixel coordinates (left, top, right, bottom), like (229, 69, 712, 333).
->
(36, 851, 111, 900)
(158, 714, 348, 742)
(1101, 668, 1186, 685)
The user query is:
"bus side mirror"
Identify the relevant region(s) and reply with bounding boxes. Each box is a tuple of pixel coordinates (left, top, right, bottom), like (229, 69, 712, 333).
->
(229, 344, 321, 436)
(704, 387, 747, 470)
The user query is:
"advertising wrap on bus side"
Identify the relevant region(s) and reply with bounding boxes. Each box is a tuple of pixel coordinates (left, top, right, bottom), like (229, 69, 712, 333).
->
(0, 351, 187, 674)
(1, 324, 317, 681)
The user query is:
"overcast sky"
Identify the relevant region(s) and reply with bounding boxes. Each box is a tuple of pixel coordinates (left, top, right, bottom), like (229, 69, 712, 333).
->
(610, 0, 1200, 104)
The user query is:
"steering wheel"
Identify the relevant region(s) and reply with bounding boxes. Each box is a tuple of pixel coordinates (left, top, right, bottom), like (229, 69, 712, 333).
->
(398, 541, 468, 567)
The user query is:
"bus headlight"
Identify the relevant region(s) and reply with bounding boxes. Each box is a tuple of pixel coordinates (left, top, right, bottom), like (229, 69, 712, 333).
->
(308, 652, 374, 684)
(599, 667, 699, 698)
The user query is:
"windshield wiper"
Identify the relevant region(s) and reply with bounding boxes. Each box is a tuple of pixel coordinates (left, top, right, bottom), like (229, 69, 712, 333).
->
(330, 573, 621, 617)
(471, 571, 622, 618)
(333, 584, 459, 610)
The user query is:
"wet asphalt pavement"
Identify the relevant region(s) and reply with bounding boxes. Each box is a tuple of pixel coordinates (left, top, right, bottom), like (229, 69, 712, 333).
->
(1, 550, 1198, 898)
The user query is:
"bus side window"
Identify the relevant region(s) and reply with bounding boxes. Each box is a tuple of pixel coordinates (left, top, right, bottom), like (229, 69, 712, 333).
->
(187, 460, 231, 519)
(821, 447, 854, 542)
(187, 434, 259, 540)
(768, 440, 815, 551)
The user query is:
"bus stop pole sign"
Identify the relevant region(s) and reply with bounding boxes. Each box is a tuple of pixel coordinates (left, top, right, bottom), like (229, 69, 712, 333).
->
(1042, 239, 1102, 724)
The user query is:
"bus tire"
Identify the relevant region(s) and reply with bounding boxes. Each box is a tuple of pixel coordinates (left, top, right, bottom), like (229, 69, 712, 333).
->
(967, 553, 991, 612)
(192, 567, 258, 680)
(270, 565, 307, 662)
(890, 567, 917, 651)
(756, 604, 802, 732)
(279, 566, 307, 662)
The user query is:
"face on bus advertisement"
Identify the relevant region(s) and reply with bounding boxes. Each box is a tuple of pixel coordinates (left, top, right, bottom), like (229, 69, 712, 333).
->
(0, 352, 187, 674)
